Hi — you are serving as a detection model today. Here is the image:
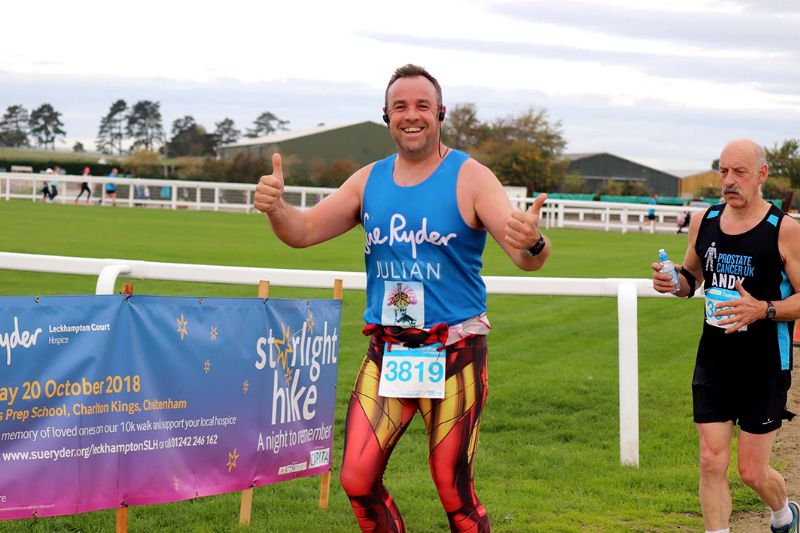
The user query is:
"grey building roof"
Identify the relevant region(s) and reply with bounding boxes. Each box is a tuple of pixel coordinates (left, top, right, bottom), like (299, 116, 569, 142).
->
(220, 122, 366, 149)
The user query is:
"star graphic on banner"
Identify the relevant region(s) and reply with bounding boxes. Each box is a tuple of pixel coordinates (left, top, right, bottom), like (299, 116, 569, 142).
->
(226, 448, 239, 472)
(172, 475, 180, 491)
(210, 326, 218, 341)
(242, 380, 249, 394)
(273, 323, 294, 380)
(305, 310, 315, 334)
(204, 359, 211, 374)
(176, 314, 188, 340)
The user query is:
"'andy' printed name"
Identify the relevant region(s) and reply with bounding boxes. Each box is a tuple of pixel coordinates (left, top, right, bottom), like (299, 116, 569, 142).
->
(364, 213, 457, 259)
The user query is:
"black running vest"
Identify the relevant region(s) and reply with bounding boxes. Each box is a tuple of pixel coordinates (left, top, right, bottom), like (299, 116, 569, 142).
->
(695, 202, 794, 369)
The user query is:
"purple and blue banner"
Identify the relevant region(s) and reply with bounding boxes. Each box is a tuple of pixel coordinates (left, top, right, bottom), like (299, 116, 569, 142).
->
(0, 294, 340, 519)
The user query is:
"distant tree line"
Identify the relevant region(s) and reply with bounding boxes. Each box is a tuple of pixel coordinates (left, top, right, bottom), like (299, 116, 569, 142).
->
(442, 103, 568, 194)
(95, 100, 291, 158)
(442, 103, 658, 196)
(3, 98, 797, 204)
(0, 100, 290, 158)
(0, 104, 66, 150)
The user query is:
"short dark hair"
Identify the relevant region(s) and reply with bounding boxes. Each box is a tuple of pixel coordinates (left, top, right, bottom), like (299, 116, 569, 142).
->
(384, 64, 442, 109)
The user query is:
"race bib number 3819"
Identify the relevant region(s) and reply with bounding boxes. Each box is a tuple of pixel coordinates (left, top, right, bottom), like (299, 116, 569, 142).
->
(378, 343, 445, 399)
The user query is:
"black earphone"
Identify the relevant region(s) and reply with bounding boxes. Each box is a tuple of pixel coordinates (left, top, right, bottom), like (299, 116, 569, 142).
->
(382, 107, 445, 126)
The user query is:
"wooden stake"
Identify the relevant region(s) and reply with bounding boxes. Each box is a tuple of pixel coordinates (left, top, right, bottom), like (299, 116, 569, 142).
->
(239, 280, 270, 527)
(117, 282, 133, 533)
(332, 279, 343, 300)
(319, 279, 342, 509)
(258, 280, 270, 299)
(238, 488, 253, 527)
(116, 506, 128, 533)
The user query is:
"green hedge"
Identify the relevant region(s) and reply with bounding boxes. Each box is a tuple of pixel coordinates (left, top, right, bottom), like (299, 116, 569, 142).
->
(0, 158, 116, 176)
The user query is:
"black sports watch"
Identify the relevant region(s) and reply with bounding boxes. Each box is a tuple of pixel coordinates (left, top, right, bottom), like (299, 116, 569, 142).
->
(765, 300, 776, 320)
(523, 234, 546, 257)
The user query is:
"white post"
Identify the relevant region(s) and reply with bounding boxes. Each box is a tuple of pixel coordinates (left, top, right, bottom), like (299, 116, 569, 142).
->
(558, 202, 565, 228)
(617, 282, 639, 467)
(96, 265, 132, 295)
(214, 187, 220, 212)
(621, 208, 628, 234)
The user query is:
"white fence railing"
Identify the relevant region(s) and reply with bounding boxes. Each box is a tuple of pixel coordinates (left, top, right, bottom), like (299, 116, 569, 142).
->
(0, 172, 335, 212)
(0, 251, 686, 467)
(3, 171, 796, 232)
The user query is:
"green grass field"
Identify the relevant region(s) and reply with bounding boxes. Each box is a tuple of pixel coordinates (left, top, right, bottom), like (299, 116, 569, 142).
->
(0, 200, 757, 532)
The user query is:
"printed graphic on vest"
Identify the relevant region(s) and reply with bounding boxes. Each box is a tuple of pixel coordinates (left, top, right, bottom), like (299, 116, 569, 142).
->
(381, 282, 424, 328)
(704, 241, 754, 289)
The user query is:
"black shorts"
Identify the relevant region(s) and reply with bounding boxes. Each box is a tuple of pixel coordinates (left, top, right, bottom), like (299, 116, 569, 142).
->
(692, 340, 792, 434)
(647, 213, 655, 221)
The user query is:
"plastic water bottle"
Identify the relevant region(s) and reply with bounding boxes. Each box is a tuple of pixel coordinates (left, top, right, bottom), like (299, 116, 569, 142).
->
(659, 249, 680, 293)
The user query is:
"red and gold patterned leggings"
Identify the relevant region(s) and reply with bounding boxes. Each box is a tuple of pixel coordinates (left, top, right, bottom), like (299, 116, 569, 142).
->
(340, 327, 490, 533)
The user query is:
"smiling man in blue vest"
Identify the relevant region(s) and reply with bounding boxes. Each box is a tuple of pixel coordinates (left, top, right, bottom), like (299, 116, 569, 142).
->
(255, 64, 550, 533)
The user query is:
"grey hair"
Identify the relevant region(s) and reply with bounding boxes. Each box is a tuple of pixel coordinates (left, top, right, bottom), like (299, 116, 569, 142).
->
(755, 144, 768, 169)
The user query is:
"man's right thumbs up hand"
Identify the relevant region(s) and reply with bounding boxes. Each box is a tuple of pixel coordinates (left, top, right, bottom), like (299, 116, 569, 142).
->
(255, 153, 285, 214)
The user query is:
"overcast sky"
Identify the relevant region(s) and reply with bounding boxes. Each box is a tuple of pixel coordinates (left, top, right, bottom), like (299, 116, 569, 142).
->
(2, 0, 798, 171)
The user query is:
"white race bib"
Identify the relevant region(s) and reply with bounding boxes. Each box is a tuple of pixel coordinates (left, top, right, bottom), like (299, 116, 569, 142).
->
(704, 287, 747, 331)
(378, 343, 445, 399)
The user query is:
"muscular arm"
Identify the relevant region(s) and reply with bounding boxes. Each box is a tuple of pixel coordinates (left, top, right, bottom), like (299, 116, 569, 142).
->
(459, 159, 550, 272)
(255, 154, 370, 248)
(774, 216, 800, 321)
(652, 208, 704, 296)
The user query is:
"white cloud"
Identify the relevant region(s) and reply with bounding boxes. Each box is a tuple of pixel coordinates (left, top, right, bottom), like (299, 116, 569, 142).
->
(1, 0, 797, 169)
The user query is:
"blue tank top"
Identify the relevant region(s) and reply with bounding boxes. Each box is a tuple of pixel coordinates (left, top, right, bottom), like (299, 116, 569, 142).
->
(361, 150, 487, 328)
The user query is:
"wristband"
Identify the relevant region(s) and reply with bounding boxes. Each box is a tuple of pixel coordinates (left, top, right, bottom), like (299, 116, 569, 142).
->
(679, 266, 696, 297)
(523, 234, 546, 256)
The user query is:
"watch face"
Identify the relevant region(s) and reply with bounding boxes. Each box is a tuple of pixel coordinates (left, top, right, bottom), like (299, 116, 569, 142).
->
(767, 304, 776, 319)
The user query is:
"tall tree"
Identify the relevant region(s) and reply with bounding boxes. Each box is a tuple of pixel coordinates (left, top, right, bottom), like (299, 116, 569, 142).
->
(167, 115, 214, 157)
(442, 103, 488, 151)
(126, 100, 164, 152)
(171, 115, 196, 137)
(245, 111, 289, 138)
(478, 108, 568, 193)
(28, 103, 66, 150)
(96, 100, 128, 155)
(213, 117, 240, 148)
(0, 105, 30, 147)
(766, 139, 800, 188)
